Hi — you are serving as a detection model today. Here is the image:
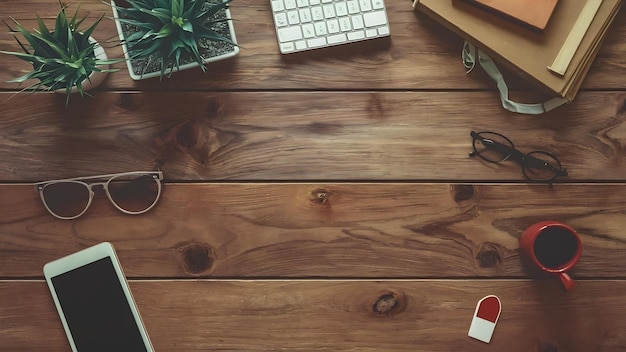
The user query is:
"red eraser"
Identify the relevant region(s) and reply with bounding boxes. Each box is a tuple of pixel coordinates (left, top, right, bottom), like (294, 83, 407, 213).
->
(468, 295, 501, 343)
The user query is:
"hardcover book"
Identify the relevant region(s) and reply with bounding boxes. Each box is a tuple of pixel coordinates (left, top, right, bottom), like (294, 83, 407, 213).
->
(463, 0, 559, 30)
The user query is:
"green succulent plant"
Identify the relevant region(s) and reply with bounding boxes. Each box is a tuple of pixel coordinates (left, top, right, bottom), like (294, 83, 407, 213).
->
(0, 1, 120, 105)
(111, 0, 237, 79)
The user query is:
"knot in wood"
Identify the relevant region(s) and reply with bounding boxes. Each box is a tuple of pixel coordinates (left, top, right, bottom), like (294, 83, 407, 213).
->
(176, 122, 199, 148)
(205, 99, 222, 119)
(451, 184, 475, 202)
(537, 340, 559, 352)
(475, 242, 502, 268)
(177, 241, 215, 274)
(619, 97, 626, 115)
(372, 291, 406, 316)
(311, 189, 331, 205)
(367, 93, 384, 120)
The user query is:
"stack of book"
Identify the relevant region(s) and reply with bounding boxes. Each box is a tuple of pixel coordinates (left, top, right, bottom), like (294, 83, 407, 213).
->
(413, 0, 623, 102)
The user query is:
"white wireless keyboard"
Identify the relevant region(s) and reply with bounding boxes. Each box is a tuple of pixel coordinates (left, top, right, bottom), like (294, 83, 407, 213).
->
(271, 0, 390, 54)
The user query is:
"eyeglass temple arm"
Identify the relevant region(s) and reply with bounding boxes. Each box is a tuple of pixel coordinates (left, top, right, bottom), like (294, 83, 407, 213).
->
(34, 171, 163, 186)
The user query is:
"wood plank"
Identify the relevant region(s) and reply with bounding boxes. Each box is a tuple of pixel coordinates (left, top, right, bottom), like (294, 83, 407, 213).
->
(2, 183, 626, 279)
(1, 279, 626, 351)
(0, 1, 624, 91)
(0, 91, 625, 181)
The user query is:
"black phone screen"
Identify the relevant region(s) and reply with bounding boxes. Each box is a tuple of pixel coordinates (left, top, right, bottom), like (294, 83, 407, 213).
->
(51, 257, 148, 352)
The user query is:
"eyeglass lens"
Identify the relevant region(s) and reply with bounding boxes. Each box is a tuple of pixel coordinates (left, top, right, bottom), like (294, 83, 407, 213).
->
(107, 174, 160, 213)
(42, 182, 91, 218)
(472, 132, 514, 163)
(523, 151, 563, 181)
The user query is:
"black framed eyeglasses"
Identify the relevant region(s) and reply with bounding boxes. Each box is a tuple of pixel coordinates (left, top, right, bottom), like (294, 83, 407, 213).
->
(469, 131, 568, 183)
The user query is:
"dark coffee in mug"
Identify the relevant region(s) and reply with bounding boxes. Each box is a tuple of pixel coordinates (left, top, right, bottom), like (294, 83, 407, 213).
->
(533, 227, 579, 269)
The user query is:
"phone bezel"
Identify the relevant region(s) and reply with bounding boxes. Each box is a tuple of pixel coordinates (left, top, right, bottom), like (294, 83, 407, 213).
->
(43, 242, 154, 352)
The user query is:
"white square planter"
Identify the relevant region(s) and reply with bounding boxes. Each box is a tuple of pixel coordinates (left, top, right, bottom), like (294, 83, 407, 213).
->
(111, 0, 239, 80)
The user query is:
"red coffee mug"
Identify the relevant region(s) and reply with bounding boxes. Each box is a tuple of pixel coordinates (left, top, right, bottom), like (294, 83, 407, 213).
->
(520, 221, 582, 290)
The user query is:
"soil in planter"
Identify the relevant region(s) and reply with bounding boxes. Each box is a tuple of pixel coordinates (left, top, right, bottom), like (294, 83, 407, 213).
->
(119, 3, 236, 77)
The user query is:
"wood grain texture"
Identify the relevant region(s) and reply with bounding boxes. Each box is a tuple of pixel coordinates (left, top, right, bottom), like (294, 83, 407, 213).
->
(2, 280, 626, 351)
(2, 183, 626, 279)
(0, 91, 625, 181)
(1, 1, 625, 350)
(0, 1, 624, 91)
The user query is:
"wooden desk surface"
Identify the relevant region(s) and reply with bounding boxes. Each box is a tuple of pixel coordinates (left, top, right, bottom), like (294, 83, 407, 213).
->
(1, 1, 625, 351)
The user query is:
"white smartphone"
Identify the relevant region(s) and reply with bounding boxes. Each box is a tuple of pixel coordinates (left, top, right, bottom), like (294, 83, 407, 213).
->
(43, 242, 154, 352)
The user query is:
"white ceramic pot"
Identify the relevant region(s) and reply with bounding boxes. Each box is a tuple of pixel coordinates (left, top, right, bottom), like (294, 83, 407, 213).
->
(110, 0, 239, 80)
(77, 37, 109, 91)
(56, 36, 109, 94)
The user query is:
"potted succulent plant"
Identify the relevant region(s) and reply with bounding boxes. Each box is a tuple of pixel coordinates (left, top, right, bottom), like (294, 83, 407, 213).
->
(110, 0, 239, 80)
(0, 1, 120, 105)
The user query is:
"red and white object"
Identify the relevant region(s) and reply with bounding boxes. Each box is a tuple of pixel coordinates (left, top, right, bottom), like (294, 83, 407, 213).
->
(468, 295, 501, 343)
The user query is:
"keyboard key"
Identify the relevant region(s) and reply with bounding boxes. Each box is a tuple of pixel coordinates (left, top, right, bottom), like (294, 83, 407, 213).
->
(302, 23, 316, 38)
(363, 10, 387, 27)
(274, 13, 288, 27)
(280, 42, 295, 52)
(335, 2, 348, 17)
(311, 6, 324, 20)
(278, 26, 303, 42)
(300, 8, 312, 22)
(359, 0, 372, 12)
(314, 22, 328, 36)
(328, 33, 347, 44)
(271, 0, 284, 11)
(347, 1, 359, 14)
(308, 37, 327, 48)
(288, 10, 300, 25)
(351, 14, 364, 29)
(339, 17, 352, 32)
(327, 19, 340, 33)
(348, 30, 365, 40)
(323, 4, 335, 18)
(284, 0, 296, 10)
(295, 40, 307, 50)
(372, 0, 384, 10)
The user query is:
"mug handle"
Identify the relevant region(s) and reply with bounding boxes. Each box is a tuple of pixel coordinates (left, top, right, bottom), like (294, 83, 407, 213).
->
(558, 272, 576, 290)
